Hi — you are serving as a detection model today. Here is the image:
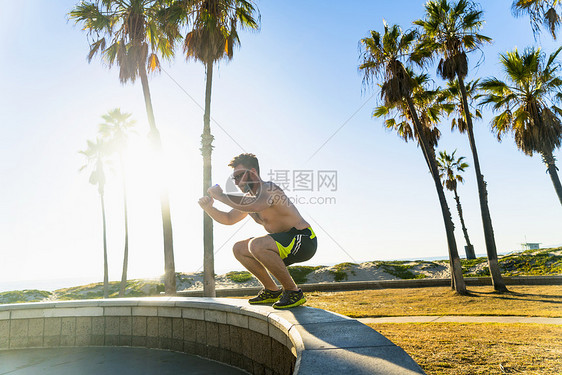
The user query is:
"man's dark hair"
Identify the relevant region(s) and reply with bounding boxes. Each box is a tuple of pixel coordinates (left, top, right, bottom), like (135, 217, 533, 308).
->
(228, 153, 260, 175)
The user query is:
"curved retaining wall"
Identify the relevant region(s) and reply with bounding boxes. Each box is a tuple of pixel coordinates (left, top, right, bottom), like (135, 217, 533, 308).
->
(0, 297, 425, 375)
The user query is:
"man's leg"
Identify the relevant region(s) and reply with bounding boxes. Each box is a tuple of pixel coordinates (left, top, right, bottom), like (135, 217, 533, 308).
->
(248, 235, 299, 292)
(232, 239, 279, 291)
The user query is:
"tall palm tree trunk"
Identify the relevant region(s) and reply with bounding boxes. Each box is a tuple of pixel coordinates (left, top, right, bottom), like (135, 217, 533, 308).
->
(119, 154, 129, 297)
(139, 65, 176, 295)
(453, 188, 475, 259)
(100, 193, 109, 299)
(541, 149, 562, 205)
(202, 61, 216, 297)
(405, 97, 467, 294)
(458, 76, 508, 292)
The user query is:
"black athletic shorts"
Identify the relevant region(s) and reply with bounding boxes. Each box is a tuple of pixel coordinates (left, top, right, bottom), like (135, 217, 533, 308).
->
(269, 227, 317, 266)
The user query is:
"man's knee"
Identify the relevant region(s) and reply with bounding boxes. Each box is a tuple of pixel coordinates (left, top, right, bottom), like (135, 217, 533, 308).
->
(248, 237, 265, 257)
(233, 240, 250, 258)
(249, 236, 276, 258)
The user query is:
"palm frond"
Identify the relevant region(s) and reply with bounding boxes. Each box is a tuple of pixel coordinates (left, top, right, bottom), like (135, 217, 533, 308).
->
(69, 0, 178, 84)
(483, 45, 562, 154)
(512, 0, 561, 39)
(436, 148, 469, 192)
(415, 0, 492, 81)
(180, 0, 260, 65)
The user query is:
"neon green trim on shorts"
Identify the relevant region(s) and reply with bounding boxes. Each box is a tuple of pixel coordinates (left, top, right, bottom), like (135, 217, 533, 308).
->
(276, 237, 295, 259)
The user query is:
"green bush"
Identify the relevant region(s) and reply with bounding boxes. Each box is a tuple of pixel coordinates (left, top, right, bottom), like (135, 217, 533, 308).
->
(54, 280, 166, 300)
(287, 266, 323, 284)
(176, 273, 193, 285)
(0, 290, 51, 304)
(329, 263, 358, 282)
(500, 253, 562, 276)
(460, 257, 487, 268)
(461, 257, 488, 275)
(58, 291, 104, 300)
(378, 261, 425, 279)
(226, 271, 253, 283)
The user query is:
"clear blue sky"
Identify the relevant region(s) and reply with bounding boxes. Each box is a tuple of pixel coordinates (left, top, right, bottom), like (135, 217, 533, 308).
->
(1, 0, 560, 291)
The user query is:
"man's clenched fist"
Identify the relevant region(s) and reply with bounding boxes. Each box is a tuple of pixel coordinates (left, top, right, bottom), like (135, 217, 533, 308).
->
(207, 184, 223, 199)
(198, 196, 214, 209)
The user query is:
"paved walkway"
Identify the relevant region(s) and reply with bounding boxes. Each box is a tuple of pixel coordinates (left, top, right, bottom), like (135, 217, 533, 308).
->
(358, 316, 562, 324)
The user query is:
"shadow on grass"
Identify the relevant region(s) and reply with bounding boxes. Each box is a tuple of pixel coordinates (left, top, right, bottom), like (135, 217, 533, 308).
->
(466, 289, 562, 304)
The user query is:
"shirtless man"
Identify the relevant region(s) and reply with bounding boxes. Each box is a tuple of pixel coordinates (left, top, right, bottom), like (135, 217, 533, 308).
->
(198, 153, 317, 309)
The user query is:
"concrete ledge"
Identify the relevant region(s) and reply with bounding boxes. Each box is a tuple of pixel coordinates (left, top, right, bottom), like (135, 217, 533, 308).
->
(0, 298, 425, 374)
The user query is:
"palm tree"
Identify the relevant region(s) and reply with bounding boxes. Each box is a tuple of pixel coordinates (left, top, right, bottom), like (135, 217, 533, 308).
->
(70, 1, 178, 294)
(164, 0, 259, 297)
(99, 108, 136, 297)
(414, 0, 508, 292)
(479, 47, 562, 205)
(437, 150, 476, 259)
(80, 138, 110, 299)
(439, 79, 481, 260)
(360, 22, 467, 294)
(441, 79, 482, 133)
(374, 71, 446, 169)
(512, 0, 561, 39)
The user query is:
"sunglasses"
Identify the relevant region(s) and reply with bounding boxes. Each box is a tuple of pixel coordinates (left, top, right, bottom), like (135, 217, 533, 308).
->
(231, 171, 247, 182)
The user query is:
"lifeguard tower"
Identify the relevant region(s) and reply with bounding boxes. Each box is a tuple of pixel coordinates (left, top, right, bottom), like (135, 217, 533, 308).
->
(521, 242, 541, 250)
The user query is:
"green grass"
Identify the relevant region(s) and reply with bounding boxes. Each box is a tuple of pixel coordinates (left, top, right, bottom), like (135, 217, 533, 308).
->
(306, 284, 562, 375)
(306, 285, 562, 318)
(372, 323, 561, 375)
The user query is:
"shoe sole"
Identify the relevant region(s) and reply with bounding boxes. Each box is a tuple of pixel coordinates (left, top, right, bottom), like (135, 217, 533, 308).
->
(248, 298, 281, 305)
(272, 297, 306, 309)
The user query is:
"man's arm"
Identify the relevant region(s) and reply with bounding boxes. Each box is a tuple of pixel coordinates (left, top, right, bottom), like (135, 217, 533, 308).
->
(198, 196, 248, 224)
(209, 187, 271, 212)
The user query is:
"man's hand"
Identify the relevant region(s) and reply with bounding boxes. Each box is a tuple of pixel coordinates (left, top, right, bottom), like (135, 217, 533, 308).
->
(198, 196, 214, 210)
(207, 184, 224, 199)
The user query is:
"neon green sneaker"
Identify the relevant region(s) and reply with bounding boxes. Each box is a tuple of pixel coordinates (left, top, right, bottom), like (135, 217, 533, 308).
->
(273, 289, 306, 309)
(248, 288, 282, 305)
